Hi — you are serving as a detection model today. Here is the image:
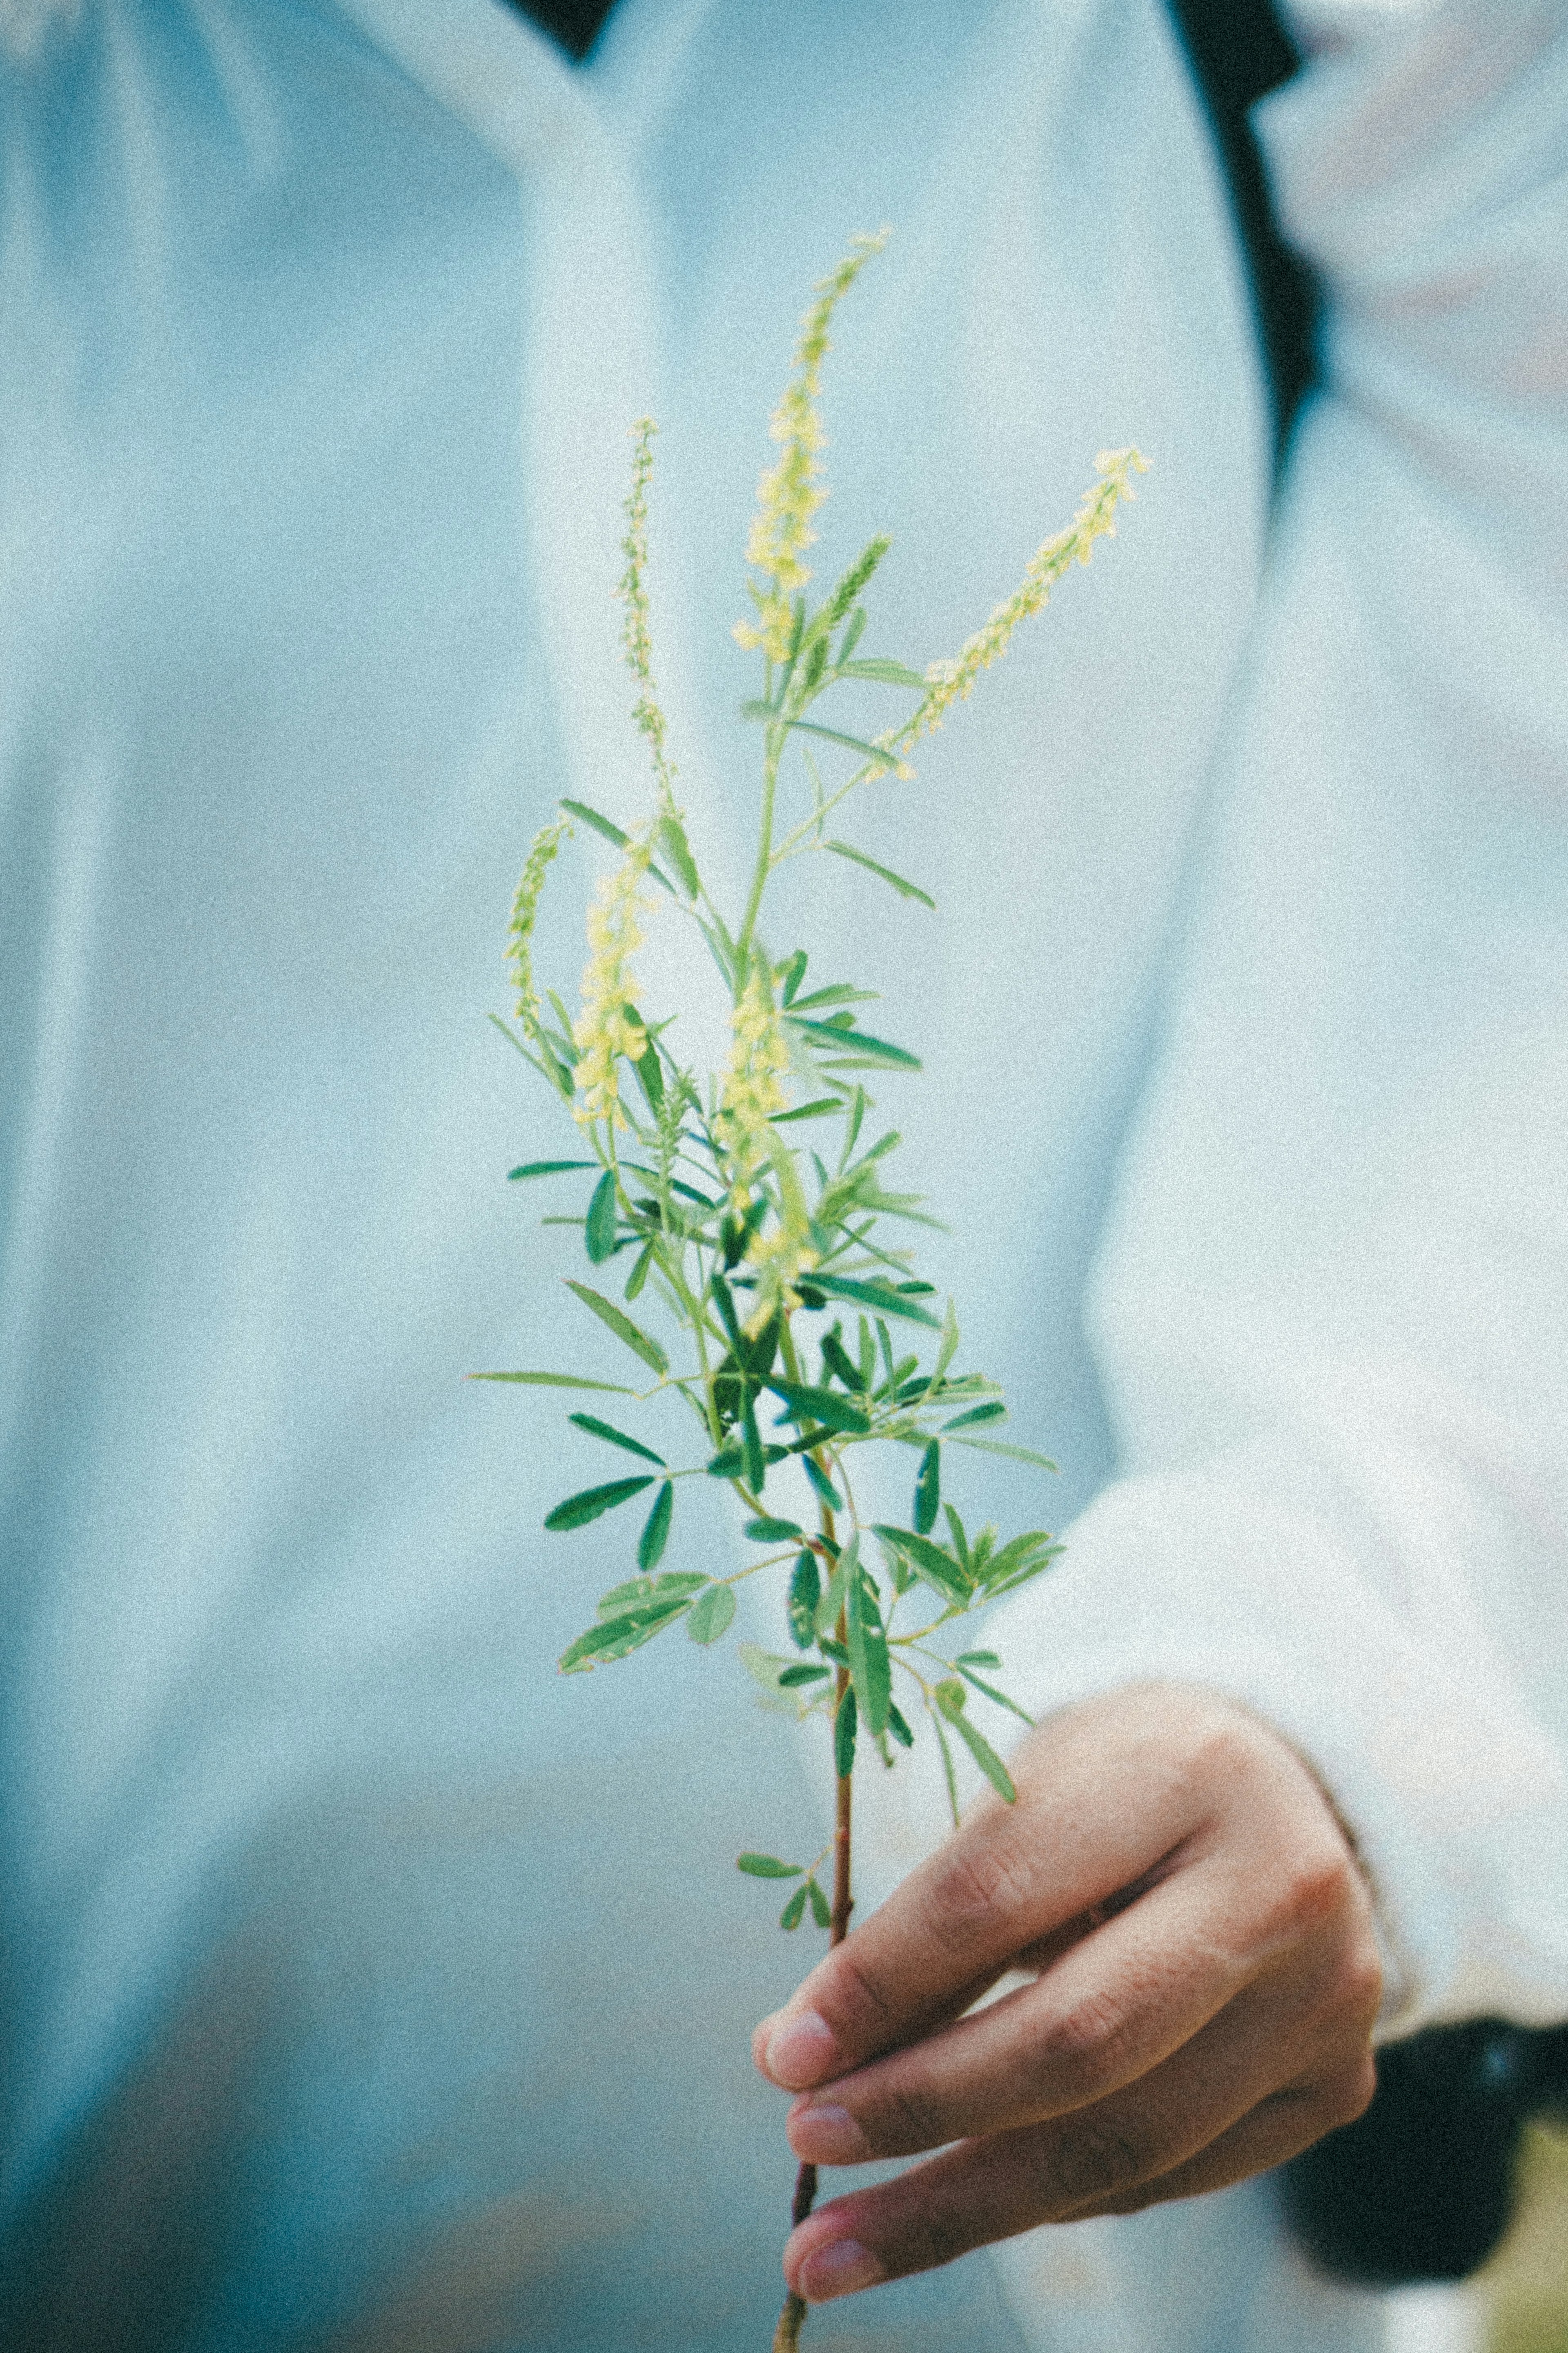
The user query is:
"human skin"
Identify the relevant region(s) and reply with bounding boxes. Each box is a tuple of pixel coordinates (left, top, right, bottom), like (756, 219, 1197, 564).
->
(752, 1683, 1383, 2304)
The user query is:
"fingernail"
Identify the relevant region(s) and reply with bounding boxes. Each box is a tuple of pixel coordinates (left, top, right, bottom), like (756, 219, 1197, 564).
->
(797, 2237, 885, 2302)
(787, 2101, 869, 2164)
(764, 2007, 838, 2088)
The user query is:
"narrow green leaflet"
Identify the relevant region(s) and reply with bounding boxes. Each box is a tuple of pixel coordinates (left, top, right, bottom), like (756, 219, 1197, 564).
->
(913, 1440, 940, 1534)
(809, 1274, 942, 1328)
(933, 1679, 1017, 1802)
(942, 1401, 1007, 1431)
(887, 1702, 915, 1749)
(687, 1583, 737, 1644)
(806, 1876, 832, 1928)
(956, 1649, 1002, 1668)
(780, 718, 902, 771)
(780, 1884, 809, 1930)
(834, 658, 927, 687)
(470, 1372, 636, 1393)
(824, 840, 936, 910)
(778, 1662, 831, 1688)
(771, 1097, 846, 1126)
(814, 1533, 859, 1636)
(559, 1594, 692, 1672)
(737, 1854, 802, 1879)
(746, 1515, 804, 1543)
(846, 1568, 891, 1737)
(801, 1452, 839, 1510)
(834, 1684, 858, 1778)
(637, 1479, 674, 1568)
(956, 1663, 1034, 1725)
(508, 1159, 598, 1180)
(788, 1550, 820, 1648)
(559, 797, 675, 893)
(765, 1379, 870, 1436)
(568, 1413, 665, 1465)
(946, 1434, 1058, 1470)
(787, 1016, 921, 1072)
(870, 1523, 969, 1608)
(598, 1571, 706, 1618)
(564, 1280, 670, 1376)
(584, 1170, 619, 1263)
(545, 1474, 656, 1531)
(657, 812, 701, 898)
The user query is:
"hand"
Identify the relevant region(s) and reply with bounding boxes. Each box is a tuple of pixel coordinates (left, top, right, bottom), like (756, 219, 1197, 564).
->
(752, 1682, 1382, 2305)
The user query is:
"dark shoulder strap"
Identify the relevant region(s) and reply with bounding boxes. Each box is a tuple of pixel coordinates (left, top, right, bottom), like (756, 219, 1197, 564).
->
(1165, 0, 1320, 464)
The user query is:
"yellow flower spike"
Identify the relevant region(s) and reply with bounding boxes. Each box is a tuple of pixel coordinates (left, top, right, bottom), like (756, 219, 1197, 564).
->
(618, 419, 680, 820)
(506, 815, 572, 1056)
(735, 230, 890, 664)
(572, 836, 654, 1132)
(718, 964, 791, 1171)
(913, 447, 1149, 738)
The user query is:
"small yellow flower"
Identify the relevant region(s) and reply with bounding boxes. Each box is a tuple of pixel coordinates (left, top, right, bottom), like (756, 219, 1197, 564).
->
(735, 231, 889, 664)
(619, 418, 679, 818)
(506, 816, 571, 1056)
(572, 839, 653, 1131)
(718, 965, 791, 1175)
(913, 447, 1149, 737)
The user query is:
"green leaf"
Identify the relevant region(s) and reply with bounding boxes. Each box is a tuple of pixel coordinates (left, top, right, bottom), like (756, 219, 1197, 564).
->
(569, 1413, 665, 1466)
(801, 1452, 840, 1510)
(624, 1237, 655, 1300)
(823, 840, 936, 910)
(771, 1097, 847, 1125)
(584, 1170, 619, 1263)
(597, 1571, 706, 1618)
(978, 1533, 1059, 1587)
(780, 1884, 809, 1931)
(871, 1523, 970, 1606)
(782, 718, 902, 771)
(544, 1474, 655, 1532)
(807, 1876, 833, 1928)
(637, 1479, 674, 1569)
(933, 1298, 960, 1389)
(778, 1662, 831, 1688)
(686, 1582, 736, 1644)
(657, 813, 701, 898)
(707, 1441, 788, 1479)
(834, 1683, 858, 1779)
(846, 1568, 892, 1737)
(778, 949, 808, 1004)
(820, 1330, 869, 1392)
(814, 1532, 859, 1637)
(634, 1040, 665, 1115)
(887, 1702, 915, 1750)
(835, 658, 927, 688)
(952, 1711, 1018, 1802)
(957, 1662, 1034, 1725)
(737, 1853, 803, 1879)
(787, 1016, 921, 1072)
(558, 1595, 691, 1671)
(913, 1441, 941, 1535)
(469, 1371, 636, 1393)
(788, 1550, 821, 1648)
(559, 798, 675, 894)
(746, 1515, 804, 1543)
(809, 1274, 942, 1329)
(564, 1281, 669, 1376)
(946, 1434, 1058, 1470)
(765, 1379, 871, 1436)
(741, 1400, 766, 1493)
(956, 1650, 1002, 1668)
(507, 1159, 598, 1180)
(942, 1401, 1007, 1431)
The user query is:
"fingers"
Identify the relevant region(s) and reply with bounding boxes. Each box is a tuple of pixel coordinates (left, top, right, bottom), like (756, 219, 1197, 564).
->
(784, 1868, 1247, 2163)
(756, 1693, 1227, 2093)
(783, 2060, 1376, 2301)
(782, 1961, 1379, 2300)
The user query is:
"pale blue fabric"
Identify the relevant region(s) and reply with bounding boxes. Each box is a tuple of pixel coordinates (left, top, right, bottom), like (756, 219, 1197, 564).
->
(1, 2, 1560, 2348)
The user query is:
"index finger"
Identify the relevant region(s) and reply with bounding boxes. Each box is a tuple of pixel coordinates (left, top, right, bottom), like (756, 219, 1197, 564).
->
(753, 1709, 1203, 2092)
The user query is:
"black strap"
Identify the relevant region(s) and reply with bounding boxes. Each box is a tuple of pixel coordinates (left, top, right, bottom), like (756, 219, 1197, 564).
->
(1165, 0, 1320, 462)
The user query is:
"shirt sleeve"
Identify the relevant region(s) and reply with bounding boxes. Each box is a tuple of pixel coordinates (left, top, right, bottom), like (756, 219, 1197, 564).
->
(991, 0, 1568, 2038)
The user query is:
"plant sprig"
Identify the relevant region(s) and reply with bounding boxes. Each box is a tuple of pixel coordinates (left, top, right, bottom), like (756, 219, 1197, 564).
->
(482, 233, 1144, 2351)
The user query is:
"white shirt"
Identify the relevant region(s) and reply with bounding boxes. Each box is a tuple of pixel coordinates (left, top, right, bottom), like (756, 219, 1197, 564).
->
(2, 2, 1564, 2346)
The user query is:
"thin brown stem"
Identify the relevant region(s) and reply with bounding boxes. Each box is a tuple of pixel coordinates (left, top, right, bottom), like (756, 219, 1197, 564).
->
(774, 1562, 853, 2353)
